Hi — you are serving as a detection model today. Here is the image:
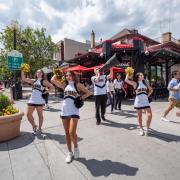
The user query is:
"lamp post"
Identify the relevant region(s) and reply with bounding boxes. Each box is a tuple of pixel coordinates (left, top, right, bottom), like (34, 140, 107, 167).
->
(11, 20, 18, 50)
(10, 21, 22, 100)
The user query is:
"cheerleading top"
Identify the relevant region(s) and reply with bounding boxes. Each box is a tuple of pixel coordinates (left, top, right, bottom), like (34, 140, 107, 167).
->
(28, 79, 45, 105)
(60, 81, 80, 118)
(134, 81, 150, 109)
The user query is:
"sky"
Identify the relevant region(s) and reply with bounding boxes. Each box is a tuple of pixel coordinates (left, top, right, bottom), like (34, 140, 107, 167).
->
(0, 0, 180, 43)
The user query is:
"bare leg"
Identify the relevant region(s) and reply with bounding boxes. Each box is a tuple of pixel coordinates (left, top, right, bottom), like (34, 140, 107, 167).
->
(162, 104, 173, 118)
(145, 108, 152, 129)
(27, 105, 36, 129)
(62, 119, 72, 152)
(69, 118, 79, 148)
(36, 106, 44, 130)
(137, 110, 143, 128)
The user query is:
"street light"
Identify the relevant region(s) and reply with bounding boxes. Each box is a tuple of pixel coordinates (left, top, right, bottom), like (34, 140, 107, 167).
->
(10, 20, 18, 50)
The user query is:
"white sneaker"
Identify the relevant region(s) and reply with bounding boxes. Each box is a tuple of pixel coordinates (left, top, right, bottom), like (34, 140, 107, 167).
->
(139, 128, 145, 136)
(74, 147, 80, 159)
(161, 117, 170, 122)
(65, 152, 73, 163)
(145, 128, 150, 137)
(32, 125, 37, 136)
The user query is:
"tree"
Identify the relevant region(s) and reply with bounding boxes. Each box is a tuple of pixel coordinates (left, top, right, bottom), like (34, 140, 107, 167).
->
(0, 22, 58, 78)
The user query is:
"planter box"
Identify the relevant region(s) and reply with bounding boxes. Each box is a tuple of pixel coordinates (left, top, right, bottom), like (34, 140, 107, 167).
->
(0, 112, 24, 142)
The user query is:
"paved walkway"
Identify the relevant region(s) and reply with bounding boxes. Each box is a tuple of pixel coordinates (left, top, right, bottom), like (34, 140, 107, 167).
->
(0, 96, 180, 180)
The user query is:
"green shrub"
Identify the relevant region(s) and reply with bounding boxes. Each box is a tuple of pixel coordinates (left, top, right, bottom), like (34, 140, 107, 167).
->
(0, 93, 11, 112)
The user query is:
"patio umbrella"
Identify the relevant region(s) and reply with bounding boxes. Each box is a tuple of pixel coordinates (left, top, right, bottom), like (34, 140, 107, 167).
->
(64, 65, 88, 72)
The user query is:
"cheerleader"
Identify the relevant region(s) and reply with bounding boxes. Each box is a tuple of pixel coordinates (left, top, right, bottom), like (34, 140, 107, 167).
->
(21, 70, 54, 135)
(125, 72, 153, 136)
(51, 71, 91, 163)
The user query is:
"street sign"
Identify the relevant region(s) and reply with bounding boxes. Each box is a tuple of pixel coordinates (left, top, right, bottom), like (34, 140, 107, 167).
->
(7, 50, 23, 70)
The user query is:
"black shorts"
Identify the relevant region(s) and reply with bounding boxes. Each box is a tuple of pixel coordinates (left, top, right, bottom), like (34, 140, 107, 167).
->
(60, 115, 80, 119)
(134, 106, 150, 110)
(27, 103, 45, 107)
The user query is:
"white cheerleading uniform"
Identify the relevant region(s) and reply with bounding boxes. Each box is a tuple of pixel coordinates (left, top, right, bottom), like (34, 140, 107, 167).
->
(28, 79, 45, 105)
(134, 81, 150, 109)
(61, 81, 80, 119)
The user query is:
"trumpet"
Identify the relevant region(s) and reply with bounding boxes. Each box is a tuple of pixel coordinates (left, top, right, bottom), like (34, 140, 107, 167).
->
(53, 68, 65, 83)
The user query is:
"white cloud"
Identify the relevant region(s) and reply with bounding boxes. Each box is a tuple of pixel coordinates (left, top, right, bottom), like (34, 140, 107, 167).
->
(0, 3, 9, 11)
(0, 0, 180, 43)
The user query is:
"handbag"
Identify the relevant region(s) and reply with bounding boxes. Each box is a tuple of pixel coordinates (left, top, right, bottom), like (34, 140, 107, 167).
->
(74, 96, 84, 108)
(42, 89, 49, 99)
(148, 97, 152, 103)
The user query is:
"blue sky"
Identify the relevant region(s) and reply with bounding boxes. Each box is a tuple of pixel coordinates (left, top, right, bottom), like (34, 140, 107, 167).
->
(0, 0, 180, 43)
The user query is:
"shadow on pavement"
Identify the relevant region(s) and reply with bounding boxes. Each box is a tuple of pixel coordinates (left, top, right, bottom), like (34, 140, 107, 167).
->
(43, 132, 83, 144)
(149, 129, 180, 142)
(77, 158, 138, 177)
(111, 111, 137, 118)
(101, 119, 137, 131)
(43, 107, 60, 112)
(0, 132, 35, 151)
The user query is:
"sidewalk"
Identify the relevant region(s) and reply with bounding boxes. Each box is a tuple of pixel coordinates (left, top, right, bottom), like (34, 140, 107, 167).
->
(0, 97, 180, 180)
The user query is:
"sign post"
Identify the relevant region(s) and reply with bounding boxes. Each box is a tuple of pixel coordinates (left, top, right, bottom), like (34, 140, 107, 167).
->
(7, 50, 23, 100)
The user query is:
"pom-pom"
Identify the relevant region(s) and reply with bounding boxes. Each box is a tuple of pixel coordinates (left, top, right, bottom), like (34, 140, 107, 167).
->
(21, 63, 30, 73)
(53, 68, 65, 83)
(125, 67, 134, 79)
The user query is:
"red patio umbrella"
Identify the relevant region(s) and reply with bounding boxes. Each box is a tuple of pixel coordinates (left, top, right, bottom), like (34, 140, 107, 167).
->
(64, 65, 88, 72)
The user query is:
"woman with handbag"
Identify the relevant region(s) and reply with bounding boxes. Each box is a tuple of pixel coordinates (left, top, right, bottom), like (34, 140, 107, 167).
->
(21, 69, 54, 135)
(51, 71, 91, 163)
(125, 72, 153, 136)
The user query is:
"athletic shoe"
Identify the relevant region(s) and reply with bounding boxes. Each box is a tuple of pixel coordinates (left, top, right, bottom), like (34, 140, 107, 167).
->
(74, 147, 80, 159)
(32, 125, 37, 136)
(96, 121, 100, 125)
(145, 128, 150, 137)
(161, 117, 170, 122)
(65, 152, 73, 163)
(139, 128, 145, 136)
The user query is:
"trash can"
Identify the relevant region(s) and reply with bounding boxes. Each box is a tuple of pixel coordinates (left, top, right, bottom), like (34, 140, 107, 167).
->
(12, 82, 22, 100)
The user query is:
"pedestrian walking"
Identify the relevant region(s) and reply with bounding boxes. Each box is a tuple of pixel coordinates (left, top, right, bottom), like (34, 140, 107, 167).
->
(161, 71, 180, 122)
(106, 78, 115, 112)
(91, 68, 113, 125)
(51, 71, 91, 163)
(21, 69, 54, 135)
(114, 74, 127, 111)
(125, 72, 153, 136)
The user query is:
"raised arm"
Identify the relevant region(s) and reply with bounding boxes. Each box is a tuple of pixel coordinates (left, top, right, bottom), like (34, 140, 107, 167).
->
(21, 71, 34, 84)
(77, 83, 92, 100)
(93, 69, 100, 83)
(107, 68, 113, 80)
(51, 75, 66, 90)
(125, 74, 137, 89)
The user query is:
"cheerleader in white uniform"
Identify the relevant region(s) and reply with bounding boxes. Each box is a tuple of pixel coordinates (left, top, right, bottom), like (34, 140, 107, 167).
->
(125, 72, 153, 136)
(21, 70, 54, 134)
(51, 71, 91, 163)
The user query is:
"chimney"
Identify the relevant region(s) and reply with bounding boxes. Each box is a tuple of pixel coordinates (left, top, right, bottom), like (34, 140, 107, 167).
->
(90, 30, 95, 48)
(162, 32, 171, 43)
(178, 39, 180, 46)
